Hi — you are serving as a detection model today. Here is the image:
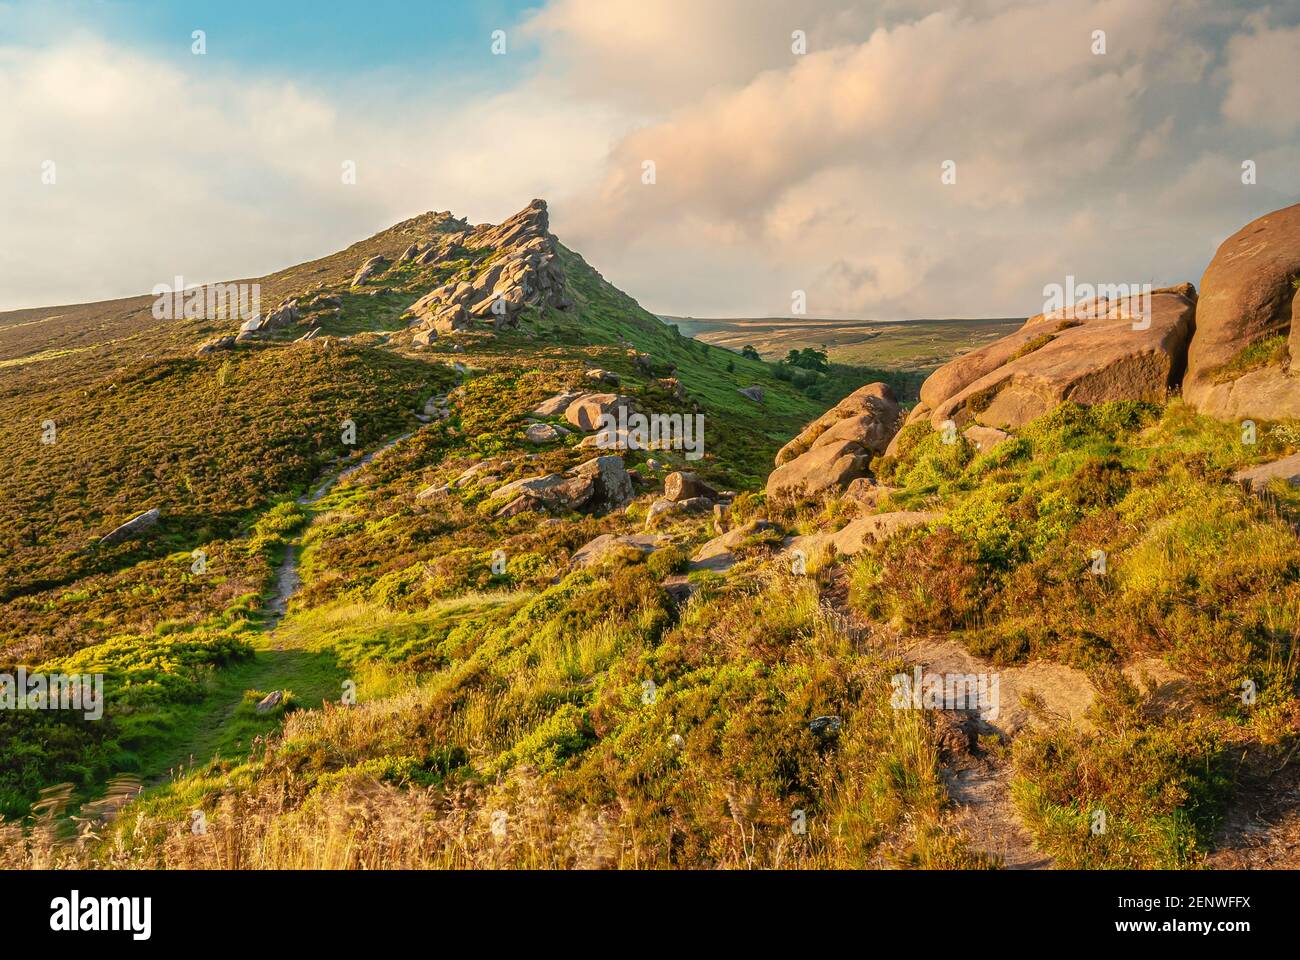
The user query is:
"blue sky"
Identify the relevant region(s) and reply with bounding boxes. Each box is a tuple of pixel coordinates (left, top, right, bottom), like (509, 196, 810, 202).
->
(4, 0, 543, 81)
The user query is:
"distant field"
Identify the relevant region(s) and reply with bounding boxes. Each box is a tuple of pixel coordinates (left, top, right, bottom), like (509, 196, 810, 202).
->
(662, 315, 1024, 372)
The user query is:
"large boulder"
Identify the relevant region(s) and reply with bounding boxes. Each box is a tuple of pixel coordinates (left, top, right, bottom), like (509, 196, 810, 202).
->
(492, 455, 633, 515)
(1234, 453, 1300, 494)
(564, 393, 633, 432)
(766, 439, 872, 499)
(922, 287, 1195, 430)
(1184, 203, 1300, 421)
(776, 382, 899, 466)
(532, 391, 584, 417)
(571, 533, 661, 568)
(663, 471, 719, 502)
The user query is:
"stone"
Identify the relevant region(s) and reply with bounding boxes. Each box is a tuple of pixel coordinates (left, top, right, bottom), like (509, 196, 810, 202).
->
(564, 393, 633, 431)
(1185, 203, 1300, 421)
(351, 255, 388, 287)
(571, 533, 661, 568)
(785, 511, 939, 560)
(525, 423, 567, 444)
(645, 496, 713, 530)
(586, 368, 621, 386)
(663, 471, 719, 502)
(963, 425, 1012, 454)
(196, 335, 236, 355)
(255, 690, 284, 714)
(531, 391, 583, 418)
(99, 508, 161, 546)
(766, 439, 871, 499)
(738, 385, 764, 402)
(690, 519, 777, 571)
(412, 328, 437, 347)
(1233, 453, 1300, 494)
(842, 477, 897, 510)
(923, 288, 1195, 430)
(776, 382, 900, 466)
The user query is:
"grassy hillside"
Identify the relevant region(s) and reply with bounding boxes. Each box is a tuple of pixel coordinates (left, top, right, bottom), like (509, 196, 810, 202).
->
(3, 208, 1296, 871)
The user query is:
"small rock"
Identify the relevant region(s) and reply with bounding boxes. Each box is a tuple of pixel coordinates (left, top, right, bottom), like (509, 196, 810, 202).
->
(255, 690, 284, 714)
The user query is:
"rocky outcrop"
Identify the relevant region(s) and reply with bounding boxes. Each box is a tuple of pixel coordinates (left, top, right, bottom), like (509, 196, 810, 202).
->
(532, 391, 583, 418)
(963, 425, 1012, 454)
(776, 383, 900, 466)
(1184, 203, 1300, 421)
(99, 508, 161, 546)
(766, 382, 901, 499)
(492, 455, 633, 516)
(351, 255, 388, 287)
(407, 200, 570, 334)
(196, 335, 236, 356)
(918, 287, 1195, 430)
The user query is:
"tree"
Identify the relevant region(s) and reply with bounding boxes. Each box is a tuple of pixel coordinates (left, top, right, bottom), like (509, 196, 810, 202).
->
(741, 345, 761, 362)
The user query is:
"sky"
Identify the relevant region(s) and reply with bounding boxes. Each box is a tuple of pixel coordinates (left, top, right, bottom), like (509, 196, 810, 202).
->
(2, 0, 1299, 319)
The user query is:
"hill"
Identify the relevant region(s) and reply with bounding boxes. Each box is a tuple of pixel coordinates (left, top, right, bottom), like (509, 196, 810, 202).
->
(1, 200, 1298, 871)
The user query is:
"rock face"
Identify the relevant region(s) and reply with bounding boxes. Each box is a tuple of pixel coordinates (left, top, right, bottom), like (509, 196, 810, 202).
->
(1184, 203, 1300, 421)
(766, 382, 901, 499)
(407, 199, 570, 335)
(918, 287, 1195, 430)
(99, 508, 161, 546)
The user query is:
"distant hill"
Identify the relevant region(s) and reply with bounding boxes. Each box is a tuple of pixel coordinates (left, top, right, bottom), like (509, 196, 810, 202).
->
(661, 315, 1023, 372)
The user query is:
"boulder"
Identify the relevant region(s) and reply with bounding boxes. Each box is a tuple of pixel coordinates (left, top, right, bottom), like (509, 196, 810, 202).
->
(99, 508, 161, 546)
(525, 423, 567, 444)
(776, 383, 899, 465)
(786, 511, 939, 560)
(351, 255, 388, 287)
(843, 477, 898, 511)
(564, 393, 633, 432)
(645, 496, 713, 530)
(196, 335, 236, 355)
(255, 690, 284, 714)
(923, 287, 1195, 430)
(569, 455, 635, 510)
(664, 471, 719, 502)
(738, 385, 764, 402)
(1234, 453, 1300, 494)
(1184, 203, 1300, 421)
(571, 533, 660, 568)
(412, 328, 437, 347)
(766, 439, 871, 499)
(963, 425, 1012, 454)
(491, 455, 632, 514)
(586, 368, 621, 386)
(690, 519, 777, 572)
(532, 391, 583, 418)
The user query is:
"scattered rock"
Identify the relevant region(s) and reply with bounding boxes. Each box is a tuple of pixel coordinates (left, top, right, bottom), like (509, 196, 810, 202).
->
(786, 511, 939, 559)
(255, 690, 284, 714)
(351, 255, 389, 287)
(571, 533, 661, 567)
(663, 471, 719, 503)
(963, 425, 1012, 454)
(525, 422, 568, 444)
(531, 391, 583, 418)
(1234, 453, 1300, 494)
(196, 335, 236, 355)
(99, 508, 161, 546)
(564, 393, 633, 431)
